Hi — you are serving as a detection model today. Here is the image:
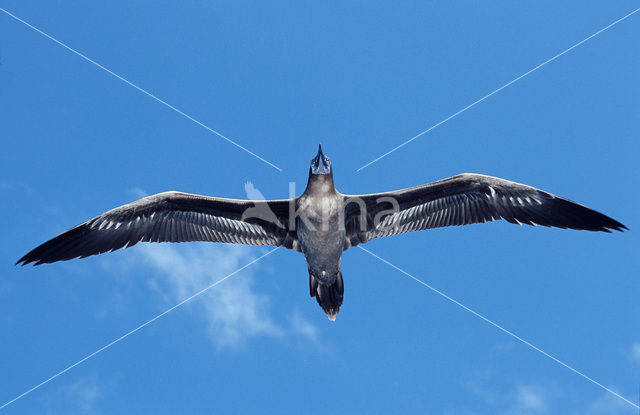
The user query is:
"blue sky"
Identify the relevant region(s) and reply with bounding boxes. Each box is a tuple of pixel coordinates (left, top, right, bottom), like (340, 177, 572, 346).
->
(1, 1, 639, 413)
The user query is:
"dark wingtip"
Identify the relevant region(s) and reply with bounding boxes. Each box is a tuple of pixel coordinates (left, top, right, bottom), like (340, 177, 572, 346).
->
(15, 256, 29, 266)
(16, 255, 36, 266)
(606, 219, 627, 232)
(16, 245, 46, 266)
(554, 196, 628, 233)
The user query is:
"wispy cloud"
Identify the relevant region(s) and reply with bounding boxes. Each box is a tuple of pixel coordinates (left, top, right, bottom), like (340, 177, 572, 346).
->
(455, 378, 549, 415)
(114, 186, 320, 349)
(505, 385, 546, 414)
(290, 310, 319, 343)
(120, 240, 325, 351)
(461, 363, 637, 415)
(0, 179, 32, 193)
(65, 379, 102, 413)
(41, 378, 103, 415)
(579, 390, 638, 415)
(631, 343, 640, 363)
(129, 187, 148, 199)
(134, 243, 284, 348)
(509, 384, 637, 415)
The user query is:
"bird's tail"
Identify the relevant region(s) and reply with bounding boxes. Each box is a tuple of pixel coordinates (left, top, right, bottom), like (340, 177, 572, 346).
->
(309, 270, 344, 321)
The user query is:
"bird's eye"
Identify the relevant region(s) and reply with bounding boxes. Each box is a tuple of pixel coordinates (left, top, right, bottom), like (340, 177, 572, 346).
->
(325, 157, 330, 162)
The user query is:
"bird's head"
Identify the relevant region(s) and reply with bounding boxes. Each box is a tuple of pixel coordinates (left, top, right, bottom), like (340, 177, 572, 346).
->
(310, 144, 332, 175)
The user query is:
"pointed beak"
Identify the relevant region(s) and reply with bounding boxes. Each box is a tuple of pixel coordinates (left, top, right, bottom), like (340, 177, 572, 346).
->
(311, 144, 330, 174)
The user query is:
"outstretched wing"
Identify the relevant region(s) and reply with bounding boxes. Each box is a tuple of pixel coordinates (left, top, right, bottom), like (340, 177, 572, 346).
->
(18, 191, 296, 265)
(344, 173, 626, 248)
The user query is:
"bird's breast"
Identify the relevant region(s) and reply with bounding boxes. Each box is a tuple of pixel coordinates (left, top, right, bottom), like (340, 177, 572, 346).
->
(295, 194, 345, 280)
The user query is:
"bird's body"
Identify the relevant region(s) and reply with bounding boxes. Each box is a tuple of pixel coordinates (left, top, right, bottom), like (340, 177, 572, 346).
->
(296, 170, 346, 319)
(18, 146, 627, 320)
(297, 174, 344, 283)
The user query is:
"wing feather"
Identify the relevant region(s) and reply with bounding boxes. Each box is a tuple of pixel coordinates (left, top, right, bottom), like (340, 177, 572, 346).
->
(344, 173, 626, 248)
(18, 191, 294, 265)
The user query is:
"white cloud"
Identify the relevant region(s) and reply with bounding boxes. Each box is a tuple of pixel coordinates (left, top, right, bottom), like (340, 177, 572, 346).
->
(631, 343, 640, 362)
(460, 355, 638, 415)
(134, 243, 284, 348)
(579, 390, 638, 415)
(507, 384, 637, 415)
(464, 376, 636, 415)
(65, 379, 102, 413)
(512, 385, 546, 413)
(290, 311, 319, 343)
(129, 187, 148, 199)
(112, 185, 320, 348)
(42, 378, 102, 414)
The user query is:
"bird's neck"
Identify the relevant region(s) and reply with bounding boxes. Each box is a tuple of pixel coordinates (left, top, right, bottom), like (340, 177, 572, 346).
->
(305, 170, 337, 196)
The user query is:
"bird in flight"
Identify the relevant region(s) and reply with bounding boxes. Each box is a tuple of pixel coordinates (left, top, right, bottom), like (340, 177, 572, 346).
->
(18, 145, 626, 320)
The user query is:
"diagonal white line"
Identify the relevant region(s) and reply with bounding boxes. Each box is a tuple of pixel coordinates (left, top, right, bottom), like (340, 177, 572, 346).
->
(356, 6, 640, 172)
(0, 7, 283, 172)
(357, 245, 640, 410)
(0, 246, 280, 411)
